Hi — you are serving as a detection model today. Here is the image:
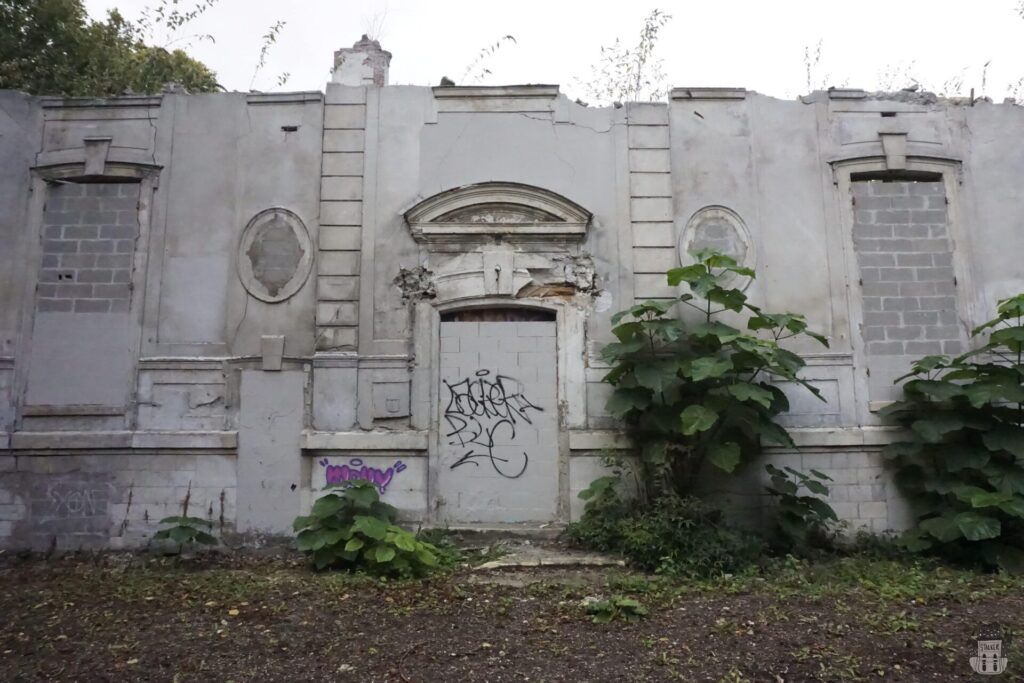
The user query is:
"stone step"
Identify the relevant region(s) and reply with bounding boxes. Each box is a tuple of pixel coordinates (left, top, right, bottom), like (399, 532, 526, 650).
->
(423, 523, 565, 545)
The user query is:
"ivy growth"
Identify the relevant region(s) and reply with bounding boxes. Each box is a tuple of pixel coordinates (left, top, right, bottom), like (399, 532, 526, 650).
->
(601, 249, 829, 497)
(880, 293, 1024, 571)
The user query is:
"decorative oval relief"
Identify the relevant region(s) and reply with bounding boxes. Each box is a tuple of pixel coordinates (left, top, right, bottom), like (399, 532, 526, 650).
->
(237, 208, 313, 303)
(678, 206, 755, 287)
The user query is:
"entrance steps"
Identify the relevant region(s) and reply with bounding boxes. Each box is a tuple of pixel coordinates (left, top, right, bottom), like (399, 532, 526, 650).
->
(421, 523, 625, 570)
(425, 523, 565, 545)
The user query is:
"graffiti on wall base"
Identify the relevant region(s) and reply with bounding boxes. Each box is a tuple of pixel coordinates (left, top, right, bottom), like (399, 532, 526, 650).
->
(443, 369, 543, 479)
(319, 458, 407, 494)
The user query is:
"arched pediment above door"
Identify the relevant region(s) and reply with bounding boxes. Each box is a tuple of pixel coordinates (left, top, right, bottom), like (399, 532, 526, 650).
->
(404, 182, 591, 246)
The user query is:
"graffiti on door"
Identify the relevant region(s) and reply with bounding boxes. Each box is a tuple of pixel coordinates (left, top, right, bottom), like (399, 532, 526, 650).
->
(442, 369, 543, 479)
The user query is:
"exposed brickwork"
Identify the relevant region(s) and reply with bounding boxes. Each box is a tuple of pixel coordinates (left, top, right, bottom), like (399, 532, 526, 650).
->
(38, 183, 139, 314)
(852, 180, 962, 357)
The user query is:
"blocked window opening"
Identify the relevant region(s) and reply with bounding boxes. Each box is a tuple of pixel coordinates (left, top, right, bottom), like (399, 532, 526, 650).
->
(850, 176, 963, 399)
(37, 181, 140, 314)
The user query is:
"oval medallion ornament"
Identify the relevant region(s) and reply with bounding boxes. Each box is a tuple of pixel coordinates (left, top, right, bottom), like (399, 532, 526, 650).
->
(678, 206, 755, 287)
(237, 208, 313, 303)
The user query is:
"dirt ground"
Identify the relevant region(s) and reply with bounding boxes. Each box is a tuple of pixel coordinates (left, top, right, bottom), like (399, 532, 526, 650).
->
(1, 550, 1022, 682)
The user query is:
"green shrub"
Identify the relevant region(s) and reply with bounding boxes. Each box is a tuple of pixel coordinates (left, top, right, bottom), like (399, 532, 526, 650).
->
(881, 293, 1024, 572)
(293, 481, 442, 576)
(563, 475, 630, 552)
(584, 595, 648, 623)
(153, 515, 218, 549)
(151, 483, 218, 551)
(410, 527, 466, 567)
(600, 249, 829, 498)
(565, 478, 765, 577)
(764, 464, 839, 551)
(618, 496, 766, 576)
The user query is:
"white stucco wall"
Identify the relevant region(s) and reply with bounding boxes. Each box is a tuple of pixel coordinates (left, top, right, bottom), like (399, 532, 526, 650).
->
(1, 63, 1023, 547)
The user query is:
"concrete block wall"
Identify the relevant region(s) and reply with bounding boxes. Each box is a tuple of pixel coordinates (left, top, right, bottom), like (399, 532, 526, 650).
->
(852, 179, 964, 399)
(38, 183, 139, 314)
(0, 454, 236, 550)
(436, 320, 559, 523)
(312, 454, 427, 520)
(702, 449, 896, 535)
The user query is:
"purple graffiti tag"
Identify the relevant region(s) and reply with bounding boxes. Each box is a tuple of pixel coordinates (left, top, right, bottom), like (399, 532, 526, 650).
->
(318, 458, 407, 494)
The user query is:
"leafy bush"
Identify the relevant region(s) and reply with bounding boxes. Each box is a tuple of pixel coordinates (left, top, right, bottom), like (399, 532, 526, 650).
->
(881, 293, 1024, 571)
(565, 478, 765, 577)
(764, 464, 839, 551)
(601, 249, 829, 498)
(410, 527, 466, 568)
(293, 481, 442, 576)
(564, 475, 631, 551)
(584, 595, 648, 623)
(153, 515, 217, 549)
(152, 483, 218, 551)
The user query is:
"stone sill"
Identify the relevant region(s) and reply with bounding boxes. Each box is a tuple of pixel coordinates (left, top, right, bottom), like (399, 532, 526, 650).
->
(301, 430, 428, 452)
(246, 91, 323, 105)
(432, 85, 559, 99)
(567, 427, 906, 452)
(4, 430, 237, 451)
(41, 95, 163, 108)
(671, 87, 747, 101)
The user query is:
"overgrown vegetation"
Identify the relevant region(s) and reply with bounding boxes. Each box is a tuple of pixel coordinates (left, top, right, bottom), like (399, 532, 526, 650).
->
(583, 594, 648, 623)
(151, 483, 219, 552)
(293, 481, 445, 576)
(567, 249, 836, 569)
(459, 35, 517, 85)
(153, 515, 217, 549)
(577, 8, 672, 105)
(564, 477, 766, 577)
(601, 249, 829, 498)
(881, 292, 1024, 572)
(764, 464, 839, 551)
(0, 0, 218, 96)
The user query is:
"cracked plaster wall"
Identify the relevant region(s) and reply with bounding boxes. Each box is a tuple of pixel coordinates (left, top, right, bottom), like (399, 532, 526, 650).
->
(3, 78, 1024, 543)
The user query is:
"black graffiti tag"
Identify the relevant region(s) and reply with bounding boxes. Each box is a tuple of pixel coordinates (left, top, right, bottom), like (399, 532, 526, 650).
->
(443, 370, 543, 479)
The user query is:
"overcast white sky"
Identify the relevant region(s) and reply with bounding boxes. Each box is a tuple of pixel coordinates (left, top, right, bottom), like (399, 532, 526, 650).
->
(82, 0, 1024, 101)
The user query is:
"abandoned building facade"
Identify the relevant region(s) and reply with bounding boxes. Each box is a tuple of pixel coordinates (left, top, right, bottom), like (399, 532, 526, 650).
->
(1, 38, 1022, 549)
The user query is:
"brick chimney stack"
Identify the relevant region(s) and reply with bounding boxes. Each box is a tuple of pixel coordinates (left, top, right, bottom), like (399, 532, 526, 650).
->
(331, 35, 392, 86)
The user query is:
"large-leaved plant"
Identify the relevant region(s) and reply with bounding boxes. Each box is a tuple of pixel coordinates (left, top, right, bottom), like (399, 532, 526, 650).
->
(881, 293, 1024, 571)
(294, 481, 442, 576)
(601, 249, 829, 497)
